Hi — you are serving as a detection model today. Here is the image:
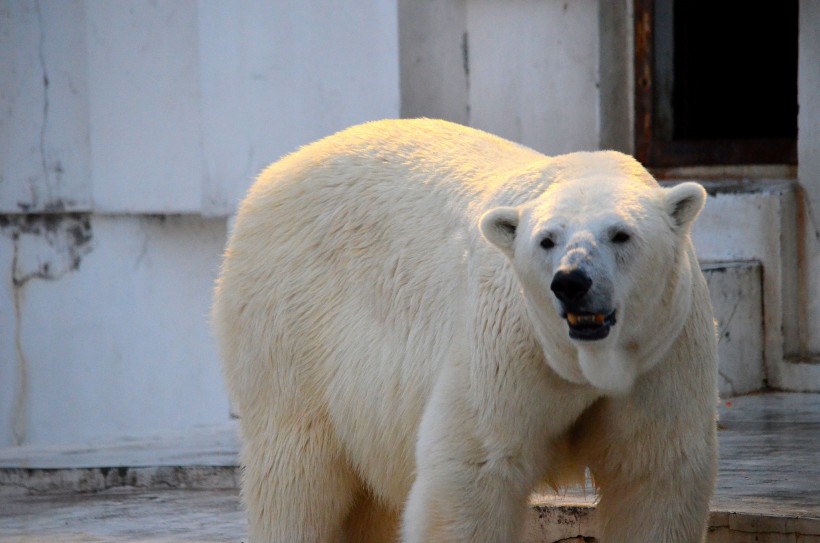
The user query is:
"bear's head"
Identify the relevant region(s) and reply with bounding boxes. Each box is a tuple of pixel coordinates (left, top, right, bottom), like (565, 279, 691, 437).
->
(479, 151, 707, 395)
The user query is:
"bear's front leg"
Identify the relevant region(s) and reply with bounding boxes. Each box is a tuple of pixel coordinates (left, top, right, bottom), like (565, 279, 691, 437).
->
(403, 454, 533, 543)
(401, 365, 544, 543)
(583, 389, 718, 543)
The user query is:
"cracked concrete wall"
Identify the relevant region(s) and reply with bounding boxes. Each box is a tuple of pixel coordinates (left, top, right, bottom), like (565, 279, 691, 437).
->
(0, 216, 232, 447)
(1, 0, 400, 216)
(0, 0, 400, 447)
(703, 263, 765, 397)
(0, 0, 92, 213)
(2, 215, 94, 445)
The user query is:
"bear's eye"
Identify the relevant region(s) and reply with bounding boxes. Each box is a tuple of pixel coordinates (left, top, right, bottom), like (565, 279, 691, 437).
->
(611, 231, 631, 244)
(540, 237, 555, 250)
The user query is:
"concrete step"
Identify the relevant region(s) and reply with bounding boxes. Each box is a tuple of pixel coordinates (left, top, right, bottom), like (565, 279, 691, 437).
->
(1, 393, 818, 542)
(703, 260, 766, 398)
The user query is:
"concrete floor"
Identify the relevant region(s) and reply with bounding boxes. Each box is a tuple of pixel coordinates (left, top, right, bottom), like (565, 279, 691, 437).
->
(1, 393, 818, 542)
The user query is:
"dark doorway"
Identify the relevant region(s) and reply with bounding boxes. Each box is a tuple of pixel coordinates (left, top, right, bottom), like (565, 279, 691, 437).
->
(635, 0, 798, 167)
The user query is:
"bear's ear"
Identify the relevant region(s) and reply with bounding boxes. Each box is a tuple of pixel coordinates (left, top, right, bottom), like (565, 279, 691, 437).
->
(480, 207, 520, 257)
(664, 182, 707, 232)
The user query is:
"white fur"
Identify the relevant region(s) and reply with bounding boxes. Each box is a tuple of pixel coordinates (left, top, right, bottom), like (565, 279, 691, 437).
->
(212, 119, 718, 543)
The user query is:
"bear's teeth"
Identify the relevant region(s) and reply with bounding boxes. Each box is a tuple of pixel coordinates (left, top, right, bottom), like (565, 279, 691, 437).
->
(566, 313, 606, 326)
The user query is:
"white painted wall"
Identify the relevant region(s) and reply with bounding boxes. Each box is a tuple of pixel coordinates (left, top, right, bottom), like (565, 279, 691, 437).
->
(197, 0, 401, 215)
(399, 0, 599, 155)
(399, 0, 469, 123)
(1, 0, 400, 217)
(0, 0, 92, 213)
(0, 0, 400, 447)
(467, 0, 599, 154)
(1, 0, 818, 449)
(86, 1, 205, 214)
(0, 216, 230, 446)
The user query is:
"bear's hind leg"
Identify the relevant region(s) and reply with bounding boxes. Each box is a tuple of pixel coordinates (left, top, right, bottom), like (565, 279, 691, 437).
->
(240, 418, 360, 543)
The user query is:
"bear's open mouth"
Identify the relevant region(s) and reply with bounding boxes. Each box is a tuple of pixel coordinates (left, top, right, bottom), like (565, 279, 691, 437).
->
(563, 310, 617, 341)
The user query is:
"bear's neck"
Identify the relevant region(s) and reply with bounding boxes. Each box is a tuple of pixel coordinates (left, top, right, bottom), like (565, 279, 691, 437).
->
(629, 241, 697, 373)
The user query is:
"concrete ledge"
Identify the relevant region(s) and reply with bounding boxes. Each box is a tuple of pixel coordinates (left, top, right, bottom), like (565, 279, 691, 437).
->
(0, 465, 238, 496)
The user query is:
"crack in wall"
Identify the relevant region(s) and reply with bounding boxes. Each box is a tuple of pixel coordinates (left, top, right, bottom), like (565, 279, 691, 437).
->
(717, 297, 740, 341)
(461, 31, 471, 123)
(2, 214, 93, 446)
(10, 237, 28, 446)
(718, 368, 737, 397)
(34, 0, 53, 207)
(133, 226, 150, 270)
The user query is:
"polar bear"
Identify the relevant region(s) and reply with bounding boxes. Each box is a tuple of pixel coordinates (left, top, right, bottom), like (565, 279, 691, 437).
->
(212, 119, 718, 543)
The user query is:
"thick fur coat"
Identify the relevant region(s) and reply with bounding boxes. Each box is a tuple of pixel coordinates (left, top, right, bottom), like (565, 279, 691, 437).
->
(212, 119, 718, 543)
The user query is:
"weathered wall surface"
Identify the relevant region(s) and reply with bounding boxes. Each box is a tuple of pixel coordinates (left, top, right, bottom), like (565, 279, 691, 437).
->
(2, 0, 818, 448)
(692, 184, 800, 391)
(0, 0, 400, 447)
(0, 0, 400, 217)
(399, 0, 599, 155)
(0, 216, 229, 446)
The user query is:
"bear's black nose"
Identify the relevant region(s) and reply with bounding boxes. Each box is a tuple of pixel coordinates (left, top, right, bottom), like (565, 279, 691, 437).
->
(550, 269, 592, 304)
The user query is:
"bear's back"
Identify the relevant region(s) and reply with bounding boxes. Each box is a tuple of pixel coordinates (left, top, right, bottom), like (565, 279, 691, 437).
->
(223, 119, 548, 372)
(243, 118, 544, 216)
